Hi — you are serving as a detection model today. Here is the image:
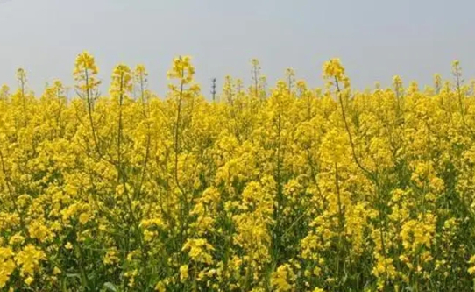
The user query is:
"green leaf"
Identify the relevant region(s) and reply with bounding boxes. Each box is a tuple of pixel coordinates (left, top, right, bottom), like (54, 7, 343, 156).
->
(103, 282, 118, 292)
(66, 273, 81, 279)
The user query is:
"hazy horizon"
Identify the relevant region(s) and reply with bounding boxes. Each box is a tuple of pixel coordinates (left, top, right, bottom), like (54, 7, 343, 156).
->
(0, 0, 474, 97)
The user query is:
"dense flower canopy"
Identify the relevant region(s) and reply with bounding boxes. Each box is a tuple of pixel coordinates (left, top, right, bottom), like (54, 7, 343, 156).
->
(0, 54, 475, 291)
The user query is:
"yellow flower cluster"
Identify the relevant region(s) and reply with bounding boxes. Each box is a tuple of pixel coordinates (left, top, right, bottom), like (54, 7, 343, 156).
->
(1, 53, 475, 291)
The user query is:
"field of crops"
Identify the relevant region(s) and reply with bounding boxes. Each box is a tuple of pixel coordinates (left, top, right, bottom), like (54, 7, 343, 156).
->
(1, 53, 475, 291)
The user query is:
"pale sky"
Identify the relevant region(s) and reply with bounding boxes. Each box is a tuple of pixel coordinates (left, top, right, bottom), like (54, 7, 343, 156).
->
(0, 0, 474, 97)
